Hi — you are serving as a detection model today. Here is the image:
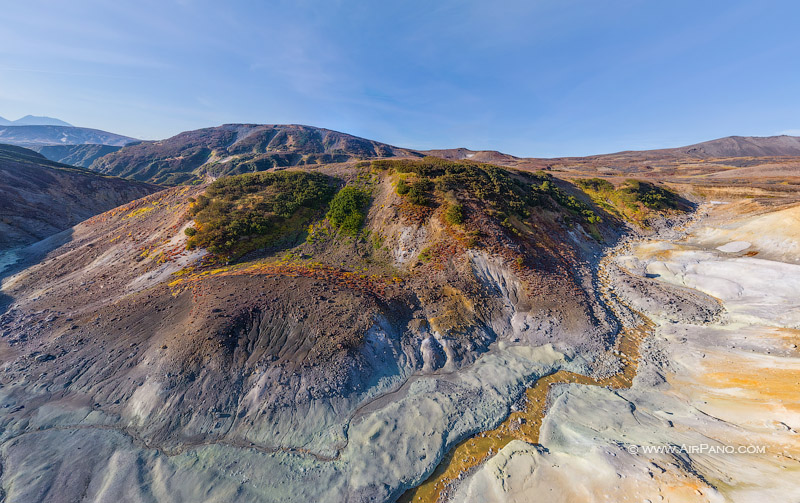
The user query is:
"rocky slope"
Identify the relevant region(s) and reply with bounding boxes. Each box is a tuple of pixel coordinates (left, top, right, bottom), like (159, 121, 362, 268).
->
(0, 157, 670, 502)
(89, 124, 422, 185)
(0, 144, 160, 249)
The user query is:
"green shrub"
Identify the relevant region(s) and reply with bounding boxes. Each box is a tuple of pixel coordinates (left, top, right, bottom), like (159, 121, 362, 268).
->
(575, 176, 680, 227)
(371, 232, 385, 249)
(575, 178, 614, 192)
(327, 186, 370, 236)
(396, 179, 410, 195)
(184, 227, 197, 237)
(395, 178, 432, 205)
(373, 158, 601, 227)
(620, 179, 677, 209)
(444, 203, 464, 225)
(585, 213, 602, 224)
(186, 171, 336, 259)
(418, 246, 432, 263)
(535, 177, 601, 225)
(406, 186, 429, 205)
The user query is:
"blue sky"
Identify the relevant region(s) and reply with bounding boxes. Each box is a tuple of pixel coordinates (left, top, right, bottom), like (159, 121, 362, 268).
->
(1, 0, 798, 157)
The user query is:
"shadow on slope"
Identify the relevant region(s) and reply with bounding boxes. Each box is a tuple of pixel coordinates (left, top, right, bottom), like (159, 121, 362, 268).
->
(0, 229, 74, 316)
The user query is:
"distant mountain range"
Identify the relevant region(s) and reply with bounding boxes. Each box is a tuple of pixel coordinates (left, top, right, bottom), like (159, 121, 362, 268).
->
(86, 125, 800, 185)
(0, 115, 138, 166)
(0, 115, 73, 127)
(2, 116, 799, 183)
(621, 134, 800, 158)
(0, 125, 137, 148)
(426, 135, 800, 164)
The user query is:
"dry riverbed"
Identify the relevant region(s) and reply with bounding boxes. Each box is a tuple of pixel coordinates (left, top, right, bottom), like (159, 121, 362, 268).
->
(448, 201, 800, 502)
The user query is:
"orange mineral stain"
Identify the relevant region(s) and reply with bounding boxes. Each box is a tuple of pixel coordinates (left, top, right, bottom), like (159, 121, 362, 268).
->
(400, 321, 652, 503)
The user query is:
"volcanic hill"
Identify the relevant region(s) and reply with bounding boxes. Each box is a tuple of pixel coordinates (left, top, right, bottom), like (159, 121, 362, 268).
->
(0, 153, 693, 501)
(89, 124, 422, 185)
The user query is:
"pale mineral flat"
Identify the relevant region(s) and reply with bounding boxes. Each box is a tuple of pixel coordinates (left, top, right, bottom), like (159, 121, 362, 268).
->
(453, 204, 800, 503)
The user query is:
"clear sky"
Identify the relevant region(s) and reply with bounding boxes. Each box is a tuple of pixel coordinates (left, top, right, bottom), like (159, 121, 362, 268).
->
(1, 0, 798, 157)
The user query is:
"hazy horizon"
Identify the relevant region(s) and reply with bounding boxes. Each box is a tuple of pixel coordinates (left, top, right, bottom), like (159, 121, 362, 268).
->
(2, 0, 799, 157)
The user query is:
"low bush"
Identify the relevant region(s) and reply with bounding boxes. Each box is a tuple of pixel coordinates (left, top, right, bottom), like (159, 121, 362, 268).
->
(327, 186, 370, 236)
(619, 179, 678, 210)
(575, 177, 680, 225)
(185, 171, 335, 259)
(444, 203, 464, 225)
(574, 178, 614, 193)
(406, 179, 431, 205)
(375, 157, 600, 226)
(395, 178, 410, 195)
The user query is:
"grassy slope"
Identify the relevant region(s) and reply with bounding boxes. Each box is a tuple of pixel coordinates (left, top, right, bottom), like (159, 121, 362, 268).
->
(574, 177, 689, 227)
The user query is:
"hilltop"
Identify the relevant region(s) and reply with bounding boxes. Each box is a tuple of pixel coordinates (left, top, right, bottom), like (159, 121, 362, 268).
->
(429, 135, 800, 164)
(607, 134, 800, 159)
(421, 148, 521, 165)
(434, 135, 800, 189)
(88, 124, 422, 184)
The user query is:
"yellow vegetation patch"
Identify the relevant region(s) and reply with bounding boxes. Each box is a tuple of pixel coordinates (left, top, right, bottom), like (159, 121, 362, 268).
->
(429, 286, 476, 336)
(123, 206, 155, 220)
(167, 259, 396, 300)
